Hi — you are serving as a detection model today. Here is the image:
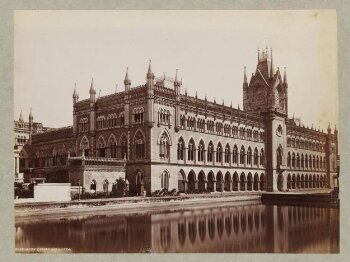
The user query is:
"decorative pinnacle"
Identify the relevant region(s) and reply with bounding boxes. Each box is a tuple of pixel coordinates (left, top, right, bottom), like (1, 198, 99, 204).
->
(73, 82, 79, 98)
(174, 69, 181, 87)
(243, 66, 247, 84)
(19, 110, 24, 122)
(29, 107, 33, 120)
(147, 60, 154, 80)
(283, 67, 287, 84)
(124, 67, 131, 86)
(89, 78, 96, 94)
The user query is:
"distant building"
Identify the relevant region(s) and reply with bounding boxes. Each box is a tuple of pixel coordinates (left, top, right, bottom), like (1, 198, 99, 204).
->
(14, 109, 53, 182)
(20, 49, 339, 195)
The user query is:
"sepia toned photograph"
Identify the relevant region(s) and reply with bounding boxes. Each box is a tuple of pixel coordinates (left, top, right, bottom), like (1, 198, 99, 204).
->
(14, 10, 339, 253)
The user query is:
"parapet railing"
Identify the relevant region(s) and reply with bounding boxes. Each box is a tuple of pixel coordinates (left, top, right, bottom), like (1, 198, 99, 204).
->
(68, 156, 126, 168)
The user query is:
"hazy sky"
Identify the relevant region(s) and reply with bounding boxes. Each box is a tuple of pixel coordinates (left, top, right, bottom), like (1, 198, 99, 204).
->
(14, 10, 337, 130)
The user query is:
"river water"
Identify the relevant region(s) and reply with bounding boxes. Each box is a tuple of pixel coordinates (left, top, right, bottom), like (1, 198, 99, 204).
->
(15, 202, 339, 253)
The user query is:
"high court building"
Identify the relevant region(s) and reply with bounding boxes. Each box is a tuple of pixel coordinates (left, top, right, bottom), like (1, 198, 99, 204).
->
(20, 49, 340, 195)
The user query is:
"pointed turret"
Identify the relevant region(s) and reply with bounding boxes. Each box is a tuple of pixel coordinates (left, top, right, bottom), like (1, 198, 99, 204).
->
(73, 83, 79, 104)
(124, 67, 131, 91)
(283, 67, 288, 85)
(327, 122, 331, 134)
(146, 60, 155, 88)
(270, 48, 274, 78)
(89, 78, 96, 103)
(29, 108, 33, 123)
(243, 66, 247, 84)
(174, 69, 181, 96)
(19, 110, 24, 122)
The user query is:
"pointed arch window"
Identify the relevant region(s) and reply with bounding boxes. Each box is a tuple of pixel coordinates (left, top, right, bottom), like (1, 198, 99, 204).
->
(224, 144, 230, 163)
(159, 132, 170, 159)
(232, 145, 238, 164)
(254, 148, 259, 165)
(80, 137, 89, 157)
(97, 137, 106, 157)
(198, 140, 204, 162)
(240, 146, 246, 165)
(120, 135, 128, 159)
(260, 149, 265, 167)
(134, 132, 145, 159)
(188, 139, 195, 161)
(207, 142, 214, 162)
(216, 143, 222, 163)
(161, 171, 170, 189)
(109, 138, 117, 158)
(133, 107, 145, 123)
(177, 138, 185, 160)
(247, 147, 252, 165)
(287, 152, 291, 167)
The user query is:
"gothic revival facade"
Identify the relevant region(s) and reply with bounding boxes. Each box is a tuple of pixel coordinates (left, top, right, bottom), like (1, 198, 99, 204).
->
(20, 49, 339, 195)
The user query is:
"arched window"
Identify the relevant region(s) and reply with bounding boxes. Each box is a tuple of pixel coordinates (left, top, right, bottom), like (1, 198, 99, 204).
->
(97, 115, 106, 130)
(134, 132, 145, 159)
(240, 146, 245, 165)
(287, 152, 291, 167)
(79, 117, 89, 132)
(224, 144, 230, 163)
(108, 135, 117, 158)
(292, 153, 296, 168)
(159, 132, 170, 159)
(188, 139, 195, 161)
(301, 154, 304, 168)
(207, 141, 214, 162)
(296, 153, 300, 168)
(305, 154, 309, 168)
(134, 107, 145, 123)
(277, 146, 282, 168)
(161, 171, 170, 189)
(232, 145, 238, 164)
(216, 143, 222, 163)
(120, 135, 128, 159)
(80, 136, 89, 156)
(247, 147, 252, 165)
(90, 180, 97, 192)
(309, 155, 312, 169)
(198, 140, 204, 162)
(312, 156, 316, 170)
(254, 148, 259, 166)
(260, 149, 265, 167)
(177, 138, 185, 160)
(97, 137, 106, 157)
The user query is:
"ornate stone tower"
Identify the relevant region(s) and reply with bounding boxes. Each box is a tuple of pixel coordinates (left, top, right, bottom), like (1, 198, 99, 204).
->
(243, 48, 288, 116)
(243, 48, 289, 192)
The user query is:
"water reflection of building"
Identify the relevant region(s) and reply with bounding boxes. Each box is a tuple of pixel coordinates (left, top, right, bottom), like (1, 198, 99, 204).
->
(15, 204, 339, 253)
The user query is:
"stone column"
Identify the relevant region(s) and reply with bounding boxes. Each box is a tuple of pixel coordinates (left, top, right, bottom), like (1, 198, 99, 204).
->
(194, 180, 198, 190)
(184, 180, 188, 193)
(213, 180, 217, 192)
(228, 180, 233, 191)
(183, 147, 187, 164)
(220, 180, 225, 192)
(204, 180, 207, 190)
(203, 150, 207, 165)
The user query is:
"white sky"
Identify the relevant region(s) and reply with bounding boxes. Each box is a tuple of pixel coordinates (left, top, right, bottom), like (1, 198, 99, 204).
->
(14, 10, 338, 131)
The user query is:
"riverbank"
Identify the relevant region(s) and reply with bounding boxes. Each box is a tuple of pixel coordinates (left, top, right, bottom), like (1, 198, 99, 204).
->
(15, 192, 262, 222)
(15, 189, 336, 222)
